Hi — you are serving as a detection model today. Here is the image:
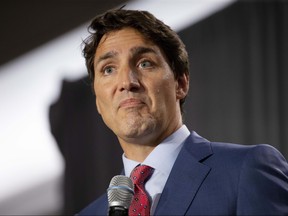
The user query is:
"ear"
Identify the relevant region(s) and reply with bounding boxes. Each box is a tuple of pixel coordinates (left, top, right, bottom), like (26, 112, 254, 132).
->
(176, 73, 189, 100)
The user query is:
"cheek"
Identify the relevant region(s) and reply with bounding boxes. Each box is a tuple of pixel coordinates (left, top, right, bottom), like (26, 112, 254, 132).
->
(160, 76, 177, 96)
(94, 83, 100, 112)
(151, 78, 177, 107)
(94, 85, 109, 115)
(95, 96, 102, 114)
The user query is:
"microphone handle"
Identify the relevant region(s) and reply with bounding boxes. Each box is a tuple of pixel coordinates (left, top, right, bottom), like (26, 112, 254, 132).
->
(108, 206, 128, 216)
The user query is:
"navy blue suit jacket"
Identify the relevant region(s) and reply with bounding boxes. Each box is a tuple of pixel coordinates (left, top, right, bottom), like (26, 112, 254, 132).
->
(79, 132, 288, 215)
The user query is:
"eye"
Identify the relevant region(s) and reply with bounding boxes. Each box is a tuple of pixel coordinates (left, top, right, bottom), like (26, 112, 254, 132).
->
(138, 60, 152, 69)
(103, 66, 115, 75)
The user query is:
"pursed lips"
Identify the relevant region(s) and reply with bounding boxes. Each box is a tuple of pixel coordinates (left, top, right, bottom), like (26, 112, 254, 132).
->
(119, 98, 145, 109)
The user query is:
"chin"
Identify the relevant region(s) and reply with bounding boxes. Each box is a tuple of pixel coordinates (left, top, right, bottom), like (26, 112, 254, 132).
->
(118, 119, 157, 140)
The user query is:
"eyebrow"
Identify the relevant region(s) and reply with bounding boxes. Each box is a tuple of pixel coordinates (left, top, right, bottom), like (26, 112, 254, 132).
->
(95, 50, 118, 67)
(94, 46, 158, 67)
(130, 46, 158, 57)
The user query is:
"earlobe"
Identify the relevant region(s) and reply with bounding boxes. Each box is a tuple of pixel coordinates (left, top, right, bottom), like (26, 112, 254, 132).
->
(176, 73, 189, 99)
(176, 88, 186, 99)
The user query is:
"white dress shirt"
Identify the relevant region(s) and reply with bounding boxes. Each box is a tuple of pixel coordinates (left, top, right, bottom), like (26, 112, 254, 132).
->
(122, 125, 190, 215)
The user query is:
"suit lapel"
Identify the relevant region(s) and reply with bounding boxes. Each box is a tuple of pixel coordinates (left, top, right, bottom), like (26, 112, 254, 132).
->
(154, 132, 213, 215)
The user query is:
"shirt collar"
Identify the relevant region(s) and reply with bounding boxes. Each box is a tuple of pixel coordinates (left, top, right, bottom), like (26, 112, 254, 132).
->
(122, 125, 190, 177)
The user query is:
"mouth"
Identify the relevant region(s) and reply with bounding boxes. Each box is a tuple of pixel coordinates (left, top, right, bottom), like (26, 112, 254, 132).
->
(119, 98, 145, 109)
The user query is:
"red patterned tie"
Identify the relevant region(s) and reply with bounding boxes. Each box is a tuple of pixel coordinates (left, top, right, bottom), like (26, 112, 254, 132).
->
(129, 165, 154, 216)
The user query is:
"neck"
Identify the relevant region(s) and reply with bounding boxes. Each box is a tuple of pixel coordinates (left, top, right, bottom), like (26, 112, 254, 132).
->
(121, 143, 155, 163)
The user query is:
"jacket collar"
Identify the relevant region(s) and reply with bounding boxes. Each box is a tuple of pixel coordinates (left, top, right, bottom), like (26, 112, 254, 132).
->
(154, 131, 213, 215)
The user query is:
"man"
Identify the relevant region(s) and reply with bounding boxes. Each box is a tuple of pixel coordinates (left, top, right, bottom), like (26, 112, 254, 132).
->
(78, 9, 288, 215)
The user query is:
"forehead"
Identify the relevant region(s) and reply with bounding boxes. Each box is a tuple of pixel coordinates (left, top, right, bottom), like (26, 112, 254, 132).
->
(95, 28, 157, 55)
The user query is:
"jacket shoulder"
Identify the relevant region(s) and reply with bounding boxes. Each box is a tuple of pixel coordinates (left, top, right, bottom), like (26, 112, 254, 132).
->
(77, 193, 107, 216)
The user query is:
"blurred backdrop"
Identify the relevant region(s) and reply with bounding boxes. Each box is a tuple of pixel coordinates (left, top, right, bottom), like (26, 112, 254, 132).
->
(0, 0, 287, 215)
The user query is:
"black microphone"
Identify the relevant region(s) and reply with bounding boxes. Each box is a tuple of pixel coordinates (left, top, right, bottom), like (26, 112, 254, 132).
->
(107, 175, 134, 216)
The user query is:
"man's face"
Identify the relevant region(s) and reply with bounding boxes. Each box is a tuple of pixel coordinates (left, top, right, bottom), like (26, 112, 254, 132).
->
(93, 27, 188, 147)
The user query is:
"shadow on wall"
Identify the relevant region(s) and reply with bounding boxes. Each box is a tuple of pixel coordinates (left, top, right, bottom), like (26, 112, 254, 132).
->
(49, 76, 123, 215)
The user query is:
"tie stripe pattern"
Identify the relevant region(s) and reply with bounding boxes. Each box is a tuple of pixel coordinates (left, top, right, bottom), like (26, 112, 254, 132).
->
(129, 165, 154, 216)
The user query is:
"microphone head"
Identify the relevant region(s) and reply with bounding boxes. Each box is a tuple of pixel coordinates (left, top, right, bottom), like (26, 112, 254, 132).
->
(107, 175, 134, 209)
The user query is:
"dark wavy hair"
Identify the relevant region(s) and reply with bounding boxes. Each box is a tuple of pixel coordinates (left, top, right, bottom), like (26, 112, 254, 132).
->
(82, 9, 189, 112)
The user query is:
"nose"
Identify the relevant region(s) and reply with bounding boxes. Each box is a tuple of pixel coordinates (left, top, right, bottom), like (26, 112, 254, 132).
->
(118, 67, 140, 92)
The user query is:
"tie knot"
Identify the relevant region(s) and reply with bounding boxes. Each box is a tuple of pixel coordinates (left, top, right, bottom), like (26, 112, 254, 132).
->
(130, 165, 154, 185)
